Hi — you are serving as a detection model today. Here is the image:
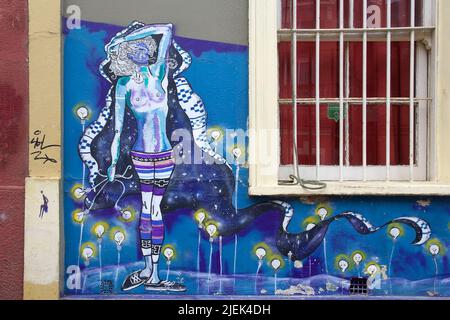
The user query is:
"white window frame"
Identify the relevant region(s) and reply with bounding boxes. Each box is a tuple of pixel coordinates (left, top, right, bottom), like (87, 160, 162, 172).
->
(249, 0, 450, 195)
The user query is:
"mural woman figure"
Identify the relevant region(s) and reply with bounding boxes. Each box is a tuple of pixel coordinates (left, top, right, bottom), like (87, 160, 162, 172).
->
(79, 22, 227, 292)
(107, 23, 183, 292)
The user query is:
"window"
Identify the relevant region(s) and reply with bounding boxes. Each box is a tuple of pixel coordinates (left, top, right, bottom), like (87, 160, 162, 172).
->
(249, 0, 450, 195)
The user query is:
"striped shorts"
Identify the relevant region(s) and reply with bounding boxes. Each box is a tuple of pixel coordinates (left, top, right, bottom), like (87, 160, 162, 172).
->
(130, 150, 175, 196)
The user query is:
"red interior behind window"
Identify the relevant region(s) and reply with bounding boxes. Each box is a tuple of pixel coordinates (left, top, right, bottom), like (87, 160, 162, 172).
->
(279, 0, 419, 166)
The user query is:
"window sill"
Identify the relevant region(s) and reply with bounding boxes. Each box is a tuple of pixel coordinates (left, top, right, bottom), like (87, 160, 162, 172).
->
(249, 182, 450, 196)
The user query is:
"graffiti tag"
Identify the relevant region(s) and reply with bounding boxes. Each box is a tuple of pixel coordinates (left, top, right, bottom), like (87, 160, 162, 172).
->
(30, 130, 60, 164)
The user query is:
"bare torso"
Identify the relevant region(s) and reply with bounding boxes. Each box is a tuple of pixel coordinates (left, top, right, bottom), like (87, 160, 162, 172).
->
(123, 68, 172, 153)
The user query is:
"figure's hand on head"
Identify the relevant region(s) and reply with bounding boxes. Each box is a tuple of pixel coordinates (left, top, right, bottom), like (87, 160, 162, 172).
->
(107, 164, 116, 182)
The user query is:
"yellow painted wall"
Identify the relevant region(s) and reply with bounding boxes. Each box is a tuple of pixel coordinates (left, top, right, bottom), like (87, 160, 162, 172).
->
(28, 0, 61, 178)
(25, 0, 62, 300)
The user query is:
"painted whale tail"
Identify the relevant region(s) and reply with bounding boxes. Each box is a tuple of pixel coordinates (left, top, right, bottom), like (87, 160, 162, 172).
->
(332, 212, 432, 245)
(276, 209, 432, 261)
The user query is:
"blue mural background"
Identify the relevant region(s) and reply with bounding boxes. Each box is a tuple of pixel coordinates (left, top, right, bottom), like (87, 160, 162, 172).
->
(63, 19, 449, 297)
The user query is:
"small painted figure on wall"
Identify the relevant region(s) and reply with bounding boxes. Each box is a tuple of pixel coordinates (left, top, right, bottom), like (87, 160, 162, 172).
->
(39, 191, 49, 219)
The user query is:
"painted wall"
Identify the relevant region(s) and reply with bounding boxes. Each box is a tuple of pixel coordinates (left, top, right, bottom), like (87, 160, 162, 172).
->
(0, 0, 28, 300)
(62, 0, 449, 298)
(24, 0, 62, 300)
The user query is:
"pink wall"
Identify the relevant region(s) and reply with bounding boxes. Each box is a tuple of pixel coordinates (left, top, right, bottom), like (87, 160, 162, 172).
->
(0, 0, 28, 300)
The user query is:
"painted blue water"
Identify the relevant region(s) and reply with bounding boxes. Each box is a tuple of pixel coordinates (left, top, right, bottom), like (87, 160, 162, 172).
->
(72, 262, 449, 298)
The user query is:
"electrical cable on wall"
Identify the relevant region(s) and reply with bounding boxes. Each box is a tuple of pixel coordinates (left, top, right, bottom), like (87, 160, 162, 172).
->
(279, 141, 327, 191)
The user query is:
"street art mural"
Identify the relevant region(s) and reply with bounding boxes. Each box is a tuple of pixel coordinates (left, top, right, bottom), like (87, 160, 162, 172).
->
(63, 11, 449, 298)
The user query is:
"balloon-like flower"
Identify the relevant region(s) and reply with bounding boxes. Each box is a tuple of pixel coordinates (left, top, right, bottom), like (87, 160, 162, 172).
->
(256, 247, 267, 260)
(76, 106, 89, 121)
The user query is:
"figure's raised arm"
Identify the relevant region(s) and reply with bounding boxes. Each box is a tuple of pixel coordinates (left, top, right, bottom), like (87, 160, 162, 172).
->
(123, 23, 173, 43)
(124, 24, 173, 81)
(108, 78, 128, 181)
